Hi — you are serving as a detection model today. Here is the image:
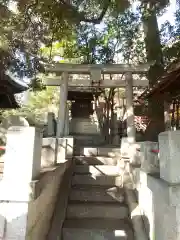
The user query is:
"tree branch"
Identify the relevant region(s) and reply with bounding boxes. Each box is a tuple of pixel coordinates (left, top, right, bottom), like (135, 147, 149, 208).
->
(60, 0, 111, 24)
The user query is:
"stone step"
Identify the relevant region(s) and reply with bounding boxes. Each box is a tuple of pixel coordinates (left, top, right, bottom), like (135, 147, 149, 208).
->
(70, 185, 125, 203)
(82, 147, 121, 157)
(66, 202, 129, 219)
(72, 174, 129, 187)
(63, 219, 134, 240)
(74, 165, 120, 176)
(74, 156, 118, 165)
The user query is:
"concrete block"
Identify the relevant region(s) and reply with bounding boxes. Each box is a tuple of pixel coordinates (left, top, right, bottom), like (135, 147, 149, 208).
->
(121, 137, 130, 158)
(83, 147, 98, 156)
(0, 202, 6, 238)
(41, 138, 56, 167)
(42, 137, 73, 164)
(138, 172, 154, 240)
(139, 170, 180, 240)
(140, 141, 159, 174)
(47, 112, 55, 136)
(57, 138, 67, 163)
(66, 137, 74, 158)
(41, 146, 55, 167)
(70, 118, 100, 135)
(4, 126, 42, 182)
(147, 173, 180, 207)
(132, 167, 140, 190)
(57, 137, 74, 162)
(121, 137, 137, 163)
(0, 201, 28, 240)
(5, 202, 28, 240)
(159, 131, 180, 183)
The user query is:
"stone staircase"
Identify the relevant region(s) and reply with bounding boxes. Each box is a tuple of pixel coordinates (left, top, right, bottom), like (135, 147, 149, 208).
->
(62, 147, 134, 240)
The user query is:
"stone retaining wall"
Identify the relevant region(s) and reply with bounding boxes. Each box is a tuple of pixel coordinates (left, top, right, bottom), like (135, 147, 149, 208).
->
(133, 131, 180, 240)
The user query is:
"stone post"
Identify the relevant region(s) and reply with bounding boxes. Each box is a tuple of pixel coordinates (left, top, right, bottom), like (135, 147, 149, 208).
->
(125, 72, 135, 142)
(64, 104, 69, 136)
(164, 101, 171, 130)
(159, 130, 180, 183)
(140, 141, 159, 174)
(57, 72, 68, 137)
(47, 112, 56, 137)
(137, 131, 180, 240)
(125, 72, 136, 163)
(0, 126, 42, 239)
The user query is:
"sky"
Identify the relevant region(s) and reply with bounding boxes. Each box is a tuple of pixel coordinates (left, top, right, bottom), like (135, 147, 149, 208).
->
(158, 0, 176, 26)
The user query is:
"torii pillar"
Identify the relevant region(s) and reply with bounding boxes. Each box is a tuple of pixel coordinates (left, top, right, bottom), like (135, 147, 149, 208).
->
(57, 72, 68, 137)
(125, 72, 136, 163)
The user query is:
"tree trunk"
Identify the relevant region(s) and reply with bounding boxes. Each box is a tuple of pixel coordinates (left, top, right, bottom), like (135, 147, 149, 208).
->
(142, 3, 165, 141)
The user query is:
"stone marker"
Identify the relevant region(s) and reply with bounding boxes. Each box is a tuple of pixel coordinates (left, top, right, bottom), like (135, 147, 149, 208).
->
(140, 141, 159, 174)
(47, 112, 56, 137)
(159, 130, 180, 183)
(3, 126, 42, 183)
(0, 126, 42, 240)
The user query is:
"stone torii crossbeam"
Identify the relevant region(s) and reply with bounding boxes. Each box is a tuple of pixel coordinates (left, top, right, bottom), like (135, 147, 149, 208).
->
(43, 62, 152, 151)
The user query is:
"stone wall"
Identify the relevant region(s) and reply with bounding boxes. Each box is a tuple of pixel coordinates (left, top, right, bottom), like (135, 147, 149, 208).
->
(70, 117, 100, 135)
(0, 126, 74, 240)
(26, 162, 71, 240)
(134, 131, 180, 240)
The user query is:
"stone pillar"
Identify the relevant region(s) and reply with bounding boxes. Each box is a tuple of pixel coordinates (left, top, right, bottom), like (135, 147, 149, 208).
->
(3, 126, 42, 182)
(125, 72, 136, 163)
(0, 126, 42, 239)
(112, 113, 119, 145)
(140, 141, 159, 174)
(164, 101, 171, 130)
(47, 112, 56, 137)
(159, 130, 180, 183)
(125, 72, 135, 142)
(64, 104, 69, 136)
(57, 72, 68, 137)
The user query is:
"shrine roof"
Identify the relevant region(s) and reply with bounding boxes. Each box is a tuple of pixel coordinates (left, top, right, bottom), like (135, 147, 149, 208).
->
(0, 70, 29, 94)
(139, 61, 180, 99)
(0, 71, 29, 108)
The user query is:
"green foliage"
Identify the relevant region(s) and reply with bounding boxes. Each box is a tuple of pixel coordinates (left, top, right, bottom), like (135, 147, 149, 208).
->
(160, 9, 180, 65)
(0, 0, 179, 93)
(1, 87, 60, 124)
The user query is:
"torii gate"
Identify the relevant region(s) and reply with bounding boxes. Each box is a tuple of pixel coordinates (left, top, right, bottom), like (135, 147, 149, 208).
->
(44, 63, 151, 145)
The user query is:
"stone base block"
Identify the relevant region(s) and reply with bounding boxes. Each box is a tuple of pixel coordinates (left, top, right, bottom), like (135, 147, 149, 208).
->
(159, 131, 180, 184)
(42, 137, 74, 165)
(140, 141, 159, 174)
(138, 170, 180, 240)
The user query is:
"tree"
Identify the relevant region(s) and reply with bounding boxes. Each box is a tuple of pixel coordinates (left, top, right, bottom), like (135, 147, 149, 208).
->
(1, 0, 177, 142)
(0, 86, 60, 124)
(161, 8, 180, 65)
(140, 1, 170, 141)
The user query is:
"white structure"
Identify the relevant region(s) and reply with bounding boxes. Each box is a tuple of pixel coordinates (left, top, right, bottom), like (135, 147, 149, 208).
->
(135, 130, 180, 240)
(44, 63, 151, 142)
